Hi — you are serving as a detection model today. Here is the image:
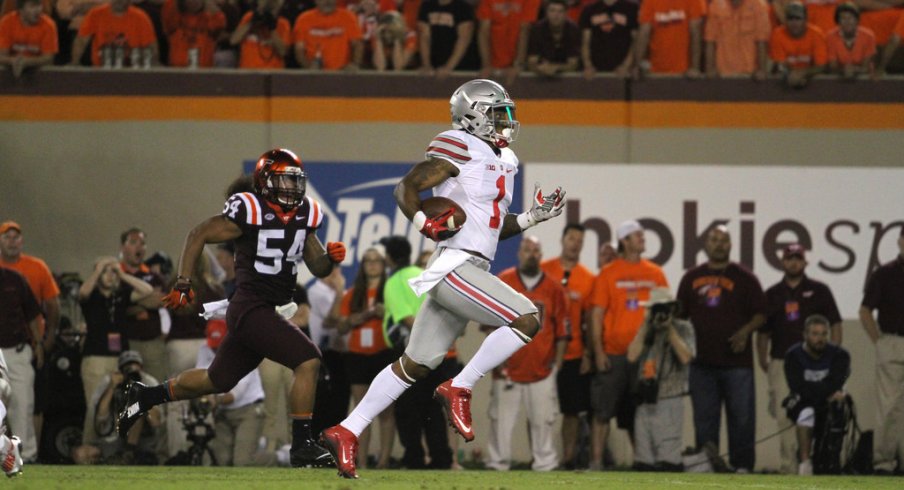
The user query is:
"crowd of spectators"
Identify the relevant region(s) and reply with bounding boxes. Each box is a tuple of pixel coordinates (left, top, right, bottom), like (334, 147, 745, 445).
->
(1, 0, 903, 83)
(0, 214, 903, 473)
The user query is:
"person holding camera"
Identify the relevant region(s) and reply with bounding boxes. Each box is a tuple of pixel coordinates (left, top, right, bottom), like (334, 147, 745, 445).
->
(626, 288, 695, 471)
(90, 350, 162, 465)
(230, 0, 290, 68)
(782, 314, 851, 475)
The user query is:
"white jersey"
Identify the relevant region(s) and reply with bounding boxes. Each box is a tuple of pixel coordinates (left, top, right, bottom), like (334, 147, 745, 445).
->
(425, 129, 518, 261)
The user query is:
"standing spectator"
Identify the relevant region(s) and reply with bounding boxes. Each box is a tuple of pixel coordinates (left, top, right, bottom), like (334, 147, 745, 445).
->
(230, 0, 291, 69)
(757, 243, 842, 474)
(327, 247, 394, 469)
(876, 8, 904, 76)
(0, 267, 41, 468)
(860, 226, 904, 474)
(293, 0, 363, 70)
(588, 220, 668, 470)
(54, 0, 105, 64)
(372, 10, 417, 71)
(526, 0, 580, 77)
(783, 314, 851, 475)
(676, 224, 766, 473)
(77, 256, 153, 446)
(626, 288, 695, 471)
(197, 320, 265, 466)
(598, 241, 617, 269)
(161, 0, 227, 68)
(0, 220, 59, 462)
(476, 0, 541, 84)
(825, 2, 876, 79)
(0, 0, 56, 78)
(770, 1, 828, 88)
(117, 228, 168, 385)
(485, 237, 568, 472)
(703, 0, 771, 79)
(579, 0, 638, 78)
(541, 223, 596, 470)
(634, 0, 706, 77)
(417, 0, 475, 77)
(309, 267, 350, 441)
(381, 235, 454, 469)
(70, 0, 159, 67)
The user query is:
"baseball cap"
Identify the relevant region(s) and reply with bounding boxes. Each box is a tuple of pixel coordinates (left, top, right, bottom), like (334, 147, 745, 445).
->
(0, 221, 21, 235)
(782, 243, 807, 260)
(785, 1, 806, 19)
(206, 319, 228, 349)
(118, 350, 144, 370)
(616, 220, 643, 240)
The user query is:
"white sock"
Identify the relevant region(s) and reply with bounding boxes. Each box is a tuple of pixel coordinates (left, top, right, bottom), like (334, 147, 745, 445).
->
(340, 365, 411, 437)
(452, 327, 529, 390)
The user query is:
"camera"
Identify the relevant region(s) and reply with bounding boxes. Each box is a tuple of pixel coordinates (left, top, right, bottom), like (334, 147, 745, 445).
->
(637, 378, 659, 405)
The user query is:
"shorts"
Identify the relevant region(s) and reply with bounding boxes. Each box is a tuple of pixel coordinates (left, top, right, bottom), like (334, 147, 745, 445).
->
(590, 354, 637, 426)
(345, 350, 397, 386)
(209, 295, 320, 392)
(557, 358, 591, 415)
(405, 254, 537, 370)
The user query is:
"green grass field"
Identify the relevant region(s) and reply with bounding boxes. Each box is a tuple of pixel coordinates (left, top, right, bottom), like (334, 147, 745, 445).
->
(8, 465, 902, 489)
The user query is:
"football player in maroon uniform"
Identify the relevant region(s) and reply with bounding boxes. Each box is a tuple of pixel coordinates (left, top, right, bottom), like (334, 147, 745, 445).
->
(117, 148, 346, 467)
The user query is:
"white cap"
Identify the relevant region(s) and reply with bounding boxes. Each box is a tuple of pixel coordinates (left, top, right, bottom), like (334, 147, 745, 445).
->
(616, 220, 643, 240)
(642, 287, 674, 307)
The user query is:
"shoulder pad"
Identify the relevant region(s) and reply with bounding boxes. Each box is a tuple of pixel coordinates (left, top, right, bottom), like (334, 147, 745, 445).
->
(222, 192, 263, 225)
(425, 132, 472, 166)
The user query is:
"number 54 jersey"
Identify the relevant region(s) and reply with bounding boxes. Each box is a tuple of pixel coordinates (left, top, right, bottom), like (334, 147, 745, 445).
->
(222, 192, 324, 305)
(426, 129, 518, 261)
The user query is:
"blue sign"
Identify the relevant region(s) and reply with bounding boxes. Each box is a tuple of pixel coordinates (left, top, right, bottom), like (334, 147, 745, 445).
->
(243, 160, 525, 288)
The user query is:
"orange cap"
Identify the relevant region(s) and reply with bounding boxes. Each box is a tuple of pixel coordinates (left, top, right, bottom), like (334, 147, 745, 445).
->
(206, 319, 228, 349)
(0, 221, 21, 235)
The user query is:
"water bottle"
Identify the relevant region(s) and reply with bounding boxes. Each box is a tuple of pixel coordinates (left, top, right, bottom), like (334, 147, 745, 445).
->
(142, 47, 152, 69)
(101, 45, 112, 68)
(187, 47, 199, 69)
(311, 48, 322, 70)
(113, 45, 124, 69)
(130, 46, 141, 68)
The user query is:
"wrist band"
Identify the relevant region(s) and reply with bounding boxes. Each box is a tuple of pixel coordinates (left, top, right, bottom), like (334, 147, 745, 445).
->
(516, 212, 536, 230)
(413, 211, 427, 230)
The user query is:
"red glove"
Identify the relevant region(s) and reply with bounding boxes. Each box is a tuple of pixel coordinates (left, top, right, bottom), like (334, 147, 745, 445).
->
(418, 208, 459, 242)
(163, 279, 195, 309)
(326, 242, 346, 263)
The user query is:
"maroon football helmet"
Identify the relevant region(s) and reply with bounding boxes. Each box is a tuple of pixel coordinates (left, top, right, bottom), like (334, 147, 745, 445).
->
(253, 148, 306, 210)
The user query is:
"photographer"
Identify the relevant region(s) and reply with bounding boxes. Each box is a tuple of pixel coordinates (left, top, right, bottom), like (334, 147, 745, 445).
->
(783, 314, 851, 475)
(229, 0, 290, 68)
(86, 350, 162, 464)
(627, 288, 696, 471)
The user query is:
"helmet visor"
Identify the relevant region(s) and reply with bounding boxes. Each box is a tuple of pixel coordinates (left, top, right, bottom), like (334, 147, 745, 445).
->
(488, 104, 519, 143)
(269, 167, 306, 208)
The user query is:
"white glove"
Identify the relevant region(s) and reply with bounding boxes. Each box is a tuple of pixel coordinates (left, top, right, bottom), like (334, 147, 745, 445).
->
(517, 182, 566, 229)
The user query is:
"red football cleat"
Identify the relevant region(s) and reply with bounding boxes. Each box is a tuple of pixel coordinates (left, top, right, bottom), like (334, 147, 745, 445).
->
(435, 379, 474, 442)
(320, 425, 359, 479)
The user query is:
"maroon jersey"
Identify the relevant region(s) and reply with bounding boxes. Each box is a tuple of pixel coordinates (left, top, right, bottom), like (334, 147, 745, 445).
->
(222, 191, 324, 305)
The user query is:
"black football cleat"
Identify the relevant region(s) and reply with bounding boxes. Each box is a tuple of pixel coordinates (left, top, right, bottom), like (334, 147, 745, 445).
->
(290, 439, 335, 468)
(117, 381, 148, 437)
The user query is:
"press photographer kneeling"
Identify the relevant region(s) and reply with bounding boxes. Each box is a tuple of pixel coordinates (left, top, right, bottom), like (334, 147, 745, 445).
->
(75, 350, 162, 464)
(627, 288, 696, 471)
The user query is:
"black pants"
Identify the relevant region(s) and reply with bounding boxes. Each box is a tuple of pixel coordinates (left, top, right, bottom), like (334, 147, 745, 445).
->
(312, 349, 351, 437)
(394, 357, 461, 469)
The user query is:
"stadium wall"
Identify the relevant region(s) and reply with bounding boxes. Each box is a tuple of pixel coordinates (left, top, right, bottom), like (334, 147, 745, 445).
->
(1, 69, 902, 470)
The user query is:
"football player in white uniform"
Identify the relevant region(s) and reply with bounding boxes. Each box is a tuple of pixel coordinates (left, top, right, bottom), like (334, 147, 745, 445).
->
(322, 79, 566, 479)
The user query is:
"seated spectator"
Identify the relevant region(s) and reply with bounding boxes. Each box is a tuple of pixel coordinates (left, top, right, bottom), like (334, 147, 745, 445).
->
(0, 0, 49, 15)
(81, 350, 163, 465)
(877, 7, 903, 76)
(825, 2, 876, 79)
(293, 0, 363, 70)
(417, 0, 475, 78)
(77, 256, 154, 447)
(770, 1, 827, 88)
(230, 0, 291, 69)
(774, 0, 841, 34)
(196, 320, 265, 466)
(70, 0, 159, 67)
(783, 314, 851, 475)
(0, 0, 57, 78)
(704, 0, 771, 80)
(579, 0, 638, 78)
(566, 0, 595, 24)
(626, 288, 695, 472)
(526, 0, 579, 77)
(372, 10, 416, 70)
(634, 0, 706, 77)
(161, 0, 227, 68)
(55, 0, 106, 64)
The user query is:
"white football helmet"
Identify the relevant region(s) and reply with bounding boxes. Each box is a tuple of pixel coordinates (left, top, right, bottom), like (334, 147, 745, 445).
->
(450, 79, 520, 148)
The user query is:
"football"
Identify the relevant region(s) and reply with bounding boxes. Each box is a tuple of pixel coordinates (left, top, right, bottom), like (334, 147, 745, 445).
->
(421, 196, 467, 230)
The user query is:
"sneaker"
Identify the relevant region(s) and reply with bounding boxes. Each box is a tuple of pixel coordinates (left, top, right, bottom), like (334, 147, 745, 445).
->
(434, 380, 474, 442)
(290, 439, 334, 468)
(117, 381, 148, 437)
(320, 425, 359, 479)
(2, 436, 22, 478)
(798, 459, 813, 476)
